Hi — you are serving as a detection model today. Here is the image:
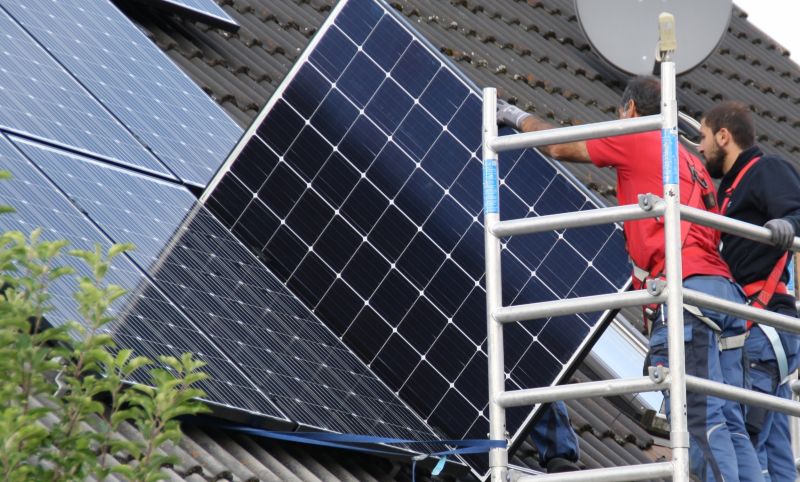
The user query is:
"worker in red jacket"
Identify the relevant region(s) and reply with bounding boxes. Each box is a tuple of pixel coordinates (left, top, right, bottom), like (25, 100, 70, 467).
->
(699, 100, 800, 482)
(497, 77, 761, 482)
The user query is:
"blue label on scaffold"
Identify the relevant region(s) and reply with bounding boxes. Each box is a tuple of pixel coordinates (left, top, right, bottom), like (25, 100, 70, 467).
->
(483, 159, 499, 214)
(662, 128, 678, 185)
(788, 257, 796, 294)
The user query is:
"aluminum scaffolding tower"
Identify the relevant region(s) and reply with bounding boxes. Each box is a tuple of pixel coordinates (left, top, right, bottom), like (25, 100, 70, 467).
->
(482, 13, 800, 482)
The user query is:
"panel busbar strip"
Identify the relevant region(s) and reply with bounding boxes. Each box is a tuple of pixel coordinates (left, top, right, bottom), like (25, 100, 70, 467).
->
(14, 137, 440, 447)
(206, 0, 630, 472)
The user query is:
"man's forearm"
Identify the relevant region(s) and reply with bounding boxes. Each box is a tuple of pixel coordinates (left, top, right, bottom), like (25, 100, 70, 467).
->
(519, 115, 557, 133)
(518, 115, 591, 163)
(496, 101, 591, 163)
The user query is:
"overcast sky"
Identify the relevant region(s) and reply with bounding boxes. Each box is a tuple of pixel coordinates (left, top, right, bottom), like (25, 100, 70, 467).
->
(734, 1, 800, 62)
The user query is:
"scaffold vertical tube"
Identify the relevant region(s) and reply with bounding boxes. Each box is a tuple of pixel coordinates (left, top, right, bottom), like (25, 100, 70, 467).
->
(661, 47, 690, 481)
(483, 88, 508, 481)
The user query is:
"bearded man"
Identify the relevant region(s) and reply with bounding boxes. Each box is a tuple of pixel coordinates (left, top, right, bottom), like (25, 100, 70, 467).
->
(700, 100, 800, 482)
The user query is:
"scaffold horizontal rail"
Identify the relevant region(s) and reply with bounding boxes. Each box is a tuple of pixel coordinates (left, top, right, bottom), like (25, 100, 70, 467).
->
(680, 204, 800, 251)
(490, 200, 664, 238)
(683, 288, 800, 334)
(515, 461, 674, 482)
(489, 114, 662, 152)
(686, 375, 800, 417)
(496, 376, 668, 408)
(493, 289, 666, 323)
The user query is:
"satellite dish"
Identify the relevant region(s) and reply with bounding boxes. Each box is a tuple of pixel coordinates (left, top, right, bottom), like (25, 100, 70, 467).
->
(575, 0, 732, 75)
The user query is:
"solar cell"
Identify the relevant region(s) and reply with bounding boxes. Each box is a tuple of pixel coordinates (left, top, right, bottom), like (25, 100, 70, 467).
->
(14, 137, 439, 444)
(123, 0, 238, 31)
(206, 0, 630, 472)
(0, 134, 280, 417)
(3, 0, 243, 187)
(0, 5, 172, 178)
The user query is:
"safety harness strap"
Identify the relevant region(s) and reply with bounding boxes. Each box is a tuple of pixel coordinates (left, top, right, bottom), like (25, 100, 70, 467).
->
(718, 332, 748, 351)
(719, 156, 761, 217)
(757, 324, 790, 382)
(684, 304, 721, 332)
(741, 262, 791, 381)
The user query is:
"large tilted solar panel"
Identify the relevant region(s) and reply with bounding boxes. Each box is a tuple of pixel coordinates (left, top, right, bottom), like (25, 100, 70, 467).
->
(0, 134, 281, 416)
(126, 0, 238, 30)
(205, 0, 630, 470)
(2, 0, 243, 187)
(0, 5, 172, 179)
(14, 138, 441, 446)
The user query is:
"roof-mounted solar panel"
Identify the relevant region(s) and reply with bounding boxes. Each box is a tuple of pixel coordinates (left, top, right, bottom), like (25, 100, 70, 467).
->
(204, 0, 630, 474)
(2, 0, 243, 187)
(122, 0, 239, 31)
(0, 5, 174, 179)
(13, 136, 443, 451)
(0, 134, 280, 417)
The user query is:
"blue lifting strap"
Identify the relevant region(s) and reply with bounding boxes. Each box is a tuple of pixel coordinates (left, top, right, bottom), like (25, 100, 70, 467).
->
(193, 418, 506, 481)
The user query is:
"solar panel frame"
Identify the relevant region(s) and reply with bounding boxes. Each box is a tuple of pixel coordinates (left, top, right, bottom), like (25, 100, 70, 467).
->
(203, 1, 632, 474)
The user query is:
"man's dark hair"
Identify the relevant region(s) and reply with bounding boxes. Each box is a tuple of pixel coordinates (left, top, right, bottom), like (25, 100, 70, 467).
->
(620, 77, 661, 116)
(701, 101, 755, 149)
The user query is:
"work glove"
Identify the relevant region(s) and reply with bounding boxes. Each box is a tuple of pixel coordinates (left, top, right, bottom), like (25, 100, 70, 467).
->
(496, 99, 531, 130)
(764, 218, 796, 250)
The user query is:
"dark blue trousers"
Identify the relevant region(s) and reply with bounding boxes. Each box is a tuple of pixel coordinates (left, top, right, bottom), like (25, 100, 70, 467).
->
(649, 275, 762, 482)
(746, 315, 800, 482)
(531, 401, 579, 466)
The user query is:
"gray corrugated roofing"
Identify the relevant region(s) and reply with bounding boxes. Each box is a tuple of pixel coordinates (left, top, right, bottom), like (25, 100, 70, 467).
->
(105, 0, 800, 478)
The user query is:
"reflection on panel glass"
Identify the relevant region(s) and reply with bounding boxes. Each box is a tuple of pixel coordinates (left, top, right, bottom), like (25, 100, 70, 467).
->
(205, 0, 631, 472)
(134, 0, 238, 30)
(591, 323, 662, 410)
(3, 0, 242, 186)
(14, 137, 438, 446)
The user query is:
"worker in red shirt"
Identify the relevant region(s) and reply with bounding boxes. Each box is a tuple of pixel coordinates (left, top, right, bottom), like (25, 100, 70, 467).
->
(699, 100, 800, 482)
(497, 77, 761, 482)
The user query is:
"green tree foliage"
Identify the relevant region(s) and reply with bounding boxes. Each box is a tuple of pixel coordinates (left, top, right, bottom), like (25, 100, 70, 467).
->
(0, 171, 210, 481)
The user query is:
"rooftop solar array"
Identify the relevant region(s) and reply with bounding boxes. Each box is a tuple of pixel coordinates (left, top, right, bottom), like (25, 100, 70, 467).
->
(13, 136, 439, 444)
(206, 0, 630, 472)
(2, 0, 242, 186)
(0, 134, 279, 415)
(0, 0, 444, 462)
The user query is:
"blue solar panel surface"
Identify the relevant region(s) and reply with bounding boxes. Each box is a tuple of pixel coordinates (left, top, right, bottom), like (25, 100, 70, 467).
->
(143, 0, 238, 30)
(3, 0, 242, 186)
(15, 138, 439, 442)
(0, 134, 280, 416)
(0, 5, 172, 177)
(205, 0, 630, 470)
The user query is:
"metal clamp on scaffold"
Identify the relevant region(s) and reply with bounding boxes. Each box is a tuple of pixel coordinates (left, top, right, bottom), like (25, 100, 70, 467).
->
(638, 193, 662, 212)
